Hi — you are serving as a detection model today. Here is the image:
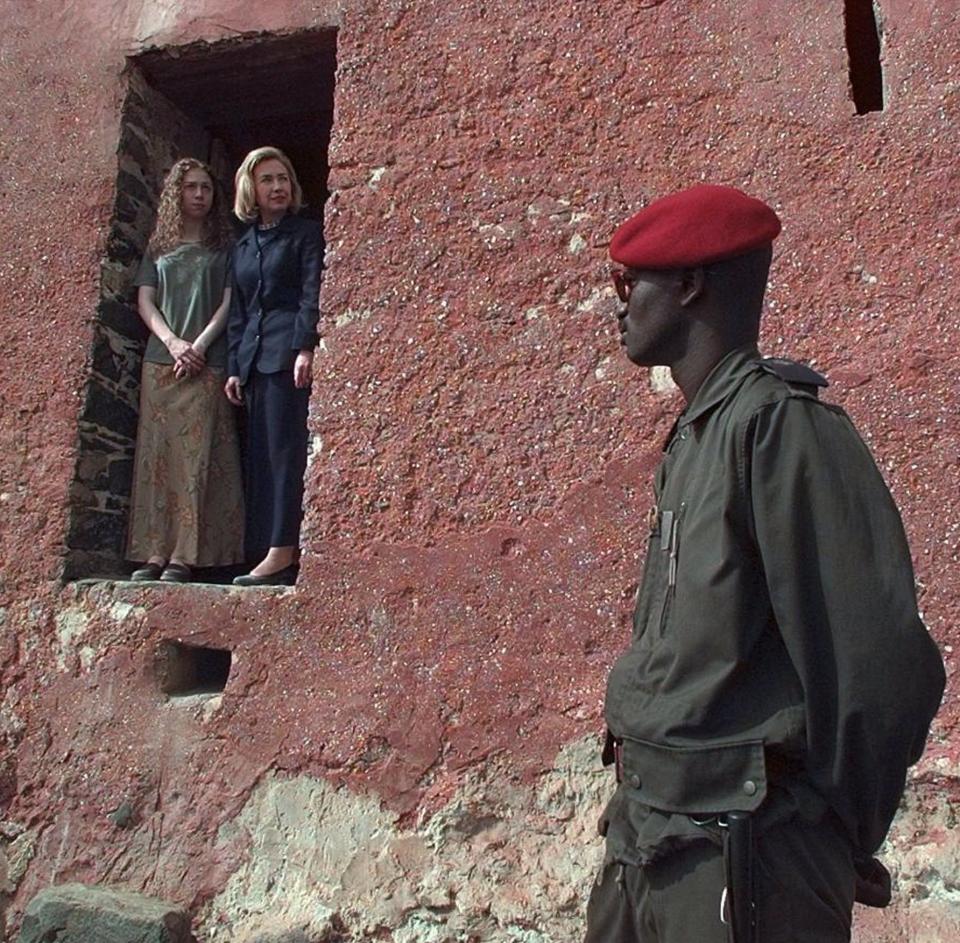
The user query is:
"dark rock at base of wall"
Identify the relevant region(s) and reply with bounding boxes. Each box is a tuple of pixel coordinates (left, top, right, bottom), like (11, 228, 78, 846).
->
(18, 883, 192, 943)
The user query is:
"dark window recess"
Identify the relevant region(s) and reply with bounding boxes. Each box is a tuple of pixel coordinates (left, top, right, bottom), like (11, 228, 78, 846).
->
(156, 640, 232, 696)
(844, 0, 885, 114)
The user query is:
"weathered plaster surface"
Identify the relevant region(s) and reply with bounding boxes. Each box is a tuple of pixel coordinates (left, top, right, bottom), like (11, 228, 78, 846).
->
(1, 0, 958, 939)
(201, 738, 606, 941)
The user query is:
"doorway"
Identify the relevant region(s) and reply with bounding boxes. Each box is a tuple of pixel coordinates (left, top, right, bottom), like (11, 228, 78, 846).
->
(65, 30, 337, 580)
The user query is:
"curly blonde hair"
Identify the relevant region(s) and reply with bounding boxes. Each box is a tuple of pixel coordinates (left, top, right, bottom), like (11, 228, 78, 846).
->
(233, 146, 303, 223)
(146, 158, 232, 258)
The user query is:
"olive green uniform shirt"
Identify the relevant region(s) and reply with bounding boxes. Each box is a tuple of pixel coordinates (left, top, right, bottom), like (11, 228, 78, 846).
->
(134, 243, 231, 368)
(603, 346, 944, 866)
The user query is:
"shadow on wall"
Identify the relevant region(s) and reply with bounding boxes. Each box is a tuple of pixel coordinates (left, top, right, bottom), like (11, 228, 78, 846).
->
(63, 30, 337, 581)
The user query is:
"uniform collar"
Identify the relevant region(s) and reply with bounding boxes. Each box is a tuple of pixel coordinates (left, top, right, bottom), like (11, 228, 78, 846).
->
(677, 344, 761, 428)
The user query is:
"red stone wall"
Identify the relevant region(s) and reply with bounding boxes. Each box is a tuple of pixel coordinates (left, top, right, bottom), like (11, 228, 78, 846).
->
(1, 1, 957, 940)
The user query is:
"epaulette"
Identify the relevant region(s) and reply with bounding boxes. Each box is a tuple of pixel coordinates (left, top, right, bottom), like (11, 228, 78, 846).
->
(757, 357, 828, 388)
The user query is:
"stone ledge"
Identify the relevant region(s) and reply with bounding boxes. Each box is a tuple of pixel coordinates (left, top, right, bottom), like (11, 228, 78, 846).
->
(69, 578, 295, 595)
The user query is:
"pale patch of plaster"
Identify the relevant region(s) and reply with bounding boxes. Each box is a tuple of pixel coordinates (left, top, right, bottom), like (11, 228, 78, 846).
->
(201, 737, 609, 942)
(335, 308, 374, 329)
(925, 754, 960, 779)
(306, 434, 324, 471)
(108, 601, 145, 624)
(0, 687, 23, 740)
(649, 366, 677, 394)
(55, 607, 89, 671)
(0, 828, 36, 892)
(886, 783, 960, 910)
(576, 286, 615, 313)
(477, 222, 521, 247)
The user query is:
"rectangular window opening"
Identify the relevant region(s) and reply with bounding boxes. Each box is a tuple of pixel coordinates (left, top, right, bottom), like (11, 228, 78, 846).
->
(64, 29, 337, 583)
(845, 0, 885, 114)
(156, 640, 232, 697)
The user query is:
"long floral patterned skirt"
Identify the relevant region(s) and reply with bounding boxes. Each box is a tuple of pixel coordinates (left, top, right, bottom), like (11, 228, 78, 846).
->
(126, 362, 244, 566)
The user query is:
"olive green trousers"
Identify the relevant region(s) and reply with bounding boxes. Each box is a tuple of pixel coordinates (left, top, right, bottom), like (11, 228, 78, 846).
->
(584, 815, 856, 943)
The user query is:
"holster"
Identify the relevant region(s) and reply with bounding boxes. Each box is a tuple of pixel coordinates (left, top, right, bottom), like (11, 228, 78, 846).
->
(601, 729, 624, 783)
(723, 811, 756, 943)
(853, 854, 892, 908)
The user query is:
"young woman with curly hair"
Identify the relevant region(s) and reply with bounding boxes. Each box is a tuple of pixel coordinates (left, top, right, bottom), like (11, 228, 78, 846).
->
(127, 157, 244, 582)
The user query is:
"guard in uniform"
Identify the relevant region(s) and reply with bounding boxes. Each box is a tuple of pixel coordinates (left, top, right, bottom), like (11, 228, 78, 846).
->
(586, 185, 945, 943)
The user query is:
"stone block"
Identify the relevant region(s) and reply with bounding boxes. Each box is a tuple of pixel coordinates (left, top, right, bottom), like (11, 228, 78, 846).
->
(108, 456, 135, 496)
(65, 508, 127, 553)
(18, 883, 191, 943)
(107, 230, 142, 267)
(60, 549, 129, 583)
(98, 298, 147, 339)
(91, 331, 124, 384)
(83, 380, 140, 439)
(115, 164, 153, 206)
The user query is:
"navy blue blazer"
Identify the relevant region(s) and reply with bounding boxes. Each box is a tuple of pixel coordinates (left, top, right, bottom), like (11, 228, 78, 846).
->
(227, 214, 323, 385)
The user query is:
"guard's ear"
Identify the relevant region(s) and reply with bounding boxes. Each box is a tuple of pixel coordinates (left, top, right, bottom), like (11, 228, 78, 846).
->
(679, 266, 705, 307)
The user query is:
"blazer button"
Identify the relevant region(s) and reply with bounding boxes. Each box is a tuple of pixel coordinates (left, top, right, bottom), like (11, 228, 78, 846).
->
(743, 780, 757, 796)
(629, 773, 641, 788)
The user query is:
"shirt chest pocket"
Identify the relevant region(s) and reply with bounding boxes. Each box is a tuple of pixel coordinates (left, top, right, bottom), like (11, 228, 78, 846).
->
(631, 502, 685, 648)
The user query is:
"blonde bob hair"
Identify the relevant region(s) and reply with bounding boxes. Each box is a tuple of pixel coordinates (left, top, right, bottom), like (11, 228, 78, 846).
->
(233, 146, 303, 222)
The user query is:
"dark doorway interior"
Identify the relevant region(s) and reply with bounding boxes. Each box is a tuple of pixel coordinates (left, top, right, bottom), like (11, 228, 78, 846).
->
(137, 31, 337, 218)
(65, 30, 337, 581)
(844, 0, 884, 114)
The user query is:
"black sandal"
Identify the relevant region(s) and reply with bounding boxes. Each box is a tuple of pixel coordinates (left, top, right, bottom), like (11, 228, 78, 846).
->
(130, 562, 164, 581)
(160, 562, 193, 583)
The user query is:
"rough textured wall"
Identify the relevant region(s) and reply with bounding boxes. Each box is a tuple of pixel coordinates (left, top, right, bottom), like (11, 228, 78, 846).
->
(0, 1, 957, 940)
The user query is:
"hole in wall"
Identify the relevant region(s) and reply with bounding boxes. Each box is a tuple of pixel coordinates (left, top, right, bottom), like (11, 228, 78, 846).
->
(155, 639, 232, 696)
(844, 0, 885, 114)
(64, 29, 337, 581)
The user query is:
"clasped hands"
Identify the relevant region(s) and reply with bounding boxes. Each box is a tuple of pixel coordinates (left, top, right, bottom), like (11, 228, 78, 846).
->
(167, 336, 206, 379)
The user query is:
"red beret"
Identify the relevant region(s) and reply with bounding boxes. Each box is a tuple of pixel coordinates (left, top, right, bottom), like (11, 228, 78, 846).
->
(610, 184, 781, 269)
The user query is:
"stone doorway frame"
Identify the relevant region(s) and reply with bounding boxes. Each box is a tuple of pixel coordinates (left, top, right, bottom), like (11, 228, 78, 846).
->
(63, 29, 338, 581)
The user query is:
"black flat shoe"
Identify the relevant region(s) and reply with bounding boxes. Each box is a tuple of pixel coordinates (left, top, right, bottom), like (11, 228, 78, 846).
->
(130, 563, 164, 581)
(232, 564, 298, 587)
(160, 562, 193, 583)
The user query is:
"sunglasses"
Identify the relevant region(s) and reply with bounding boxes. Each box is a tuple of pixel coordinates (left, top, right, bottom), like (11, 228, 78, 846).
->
(612, 269, 637, 303)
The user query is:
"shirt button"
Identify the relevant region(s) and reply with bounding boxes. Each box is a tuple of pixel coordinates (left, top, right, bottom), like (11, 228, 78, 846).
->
(629, 773, 641, 788)
(743, 780, 758, 796)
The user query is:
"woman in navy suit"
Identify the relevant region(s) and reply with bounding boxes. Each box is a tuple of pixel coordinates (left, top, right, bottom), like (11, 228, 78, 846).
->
(225, 147, 322, 586)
